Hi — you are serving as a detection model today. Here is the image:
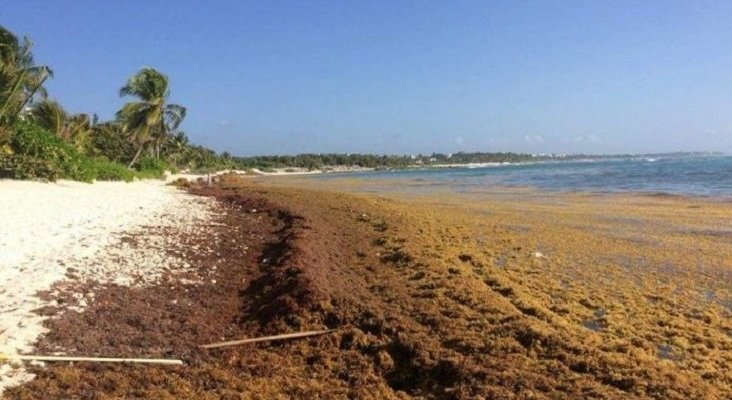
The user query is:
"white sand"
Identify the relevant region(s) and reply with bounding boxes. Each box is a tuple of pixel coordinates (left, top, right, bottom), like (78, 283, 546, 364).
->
(0, 179, 217, 392)
(249, 168, 322, 176)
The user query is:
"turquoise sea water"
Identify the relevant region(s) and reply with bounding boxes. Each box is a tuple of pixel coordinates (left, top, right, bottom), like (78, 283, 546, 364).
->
(315, 155, 732, 197)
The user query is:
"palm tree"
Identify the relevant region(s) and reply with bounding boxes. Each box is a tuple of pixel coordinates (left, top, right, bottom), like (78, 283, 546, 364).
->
(29, 99, 66, 136)
(172, 131, 189, 147)
(221, 151, 234, 168)
(116, 67, 186, 168)
(163, 130, 189, 167)
(64, 114, 92, 151)
(0, 26, 53, 132)
(89, 121, 135, 162)
(29, 99, 92, 151)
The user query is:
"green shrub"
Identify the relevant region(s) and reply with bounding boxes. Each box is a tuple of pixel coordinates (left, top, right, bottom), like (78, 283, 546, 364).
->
(6, 122, 83, 181)
(89, 123, 135, 162)
(92, 159, 135, 182)
(136, 156, 168, 179)
(135, 169, 164, 179)
(0, 154, 61, 181)
(10, 121, 78, 164)
(68, 156, 103, 182)
(137, 156, 167, 171)
(4, 122, 135, 182)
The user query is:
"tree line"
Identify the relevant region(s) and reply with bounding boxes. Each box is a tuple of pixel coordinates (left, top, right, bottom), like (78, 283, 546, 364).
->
(235, 152, 543, 170)
(0, 25, 234, 181)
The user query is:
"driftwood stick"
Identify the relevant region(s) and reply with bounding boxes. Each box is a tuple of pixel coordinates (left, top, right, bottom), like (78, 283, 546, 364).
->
(200, 329, 338, 349)
(0, 354, 183, 365)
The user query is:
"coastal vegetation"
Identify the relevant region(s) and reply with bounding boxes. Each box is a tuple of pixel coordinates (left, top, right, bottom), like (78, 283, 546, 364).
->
(0, 25, 234, 182)
(234, 151, 721, 171)
(235, 152, 540, 170)
(116, 67, 187, 168)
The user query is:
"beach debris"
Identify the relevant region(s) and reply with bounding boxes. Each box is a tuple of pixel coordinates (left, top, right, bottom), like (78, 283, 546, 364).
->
(534, 252, 544, 258)
(0, 353, 183, 365)
(200, 329, 338, 349)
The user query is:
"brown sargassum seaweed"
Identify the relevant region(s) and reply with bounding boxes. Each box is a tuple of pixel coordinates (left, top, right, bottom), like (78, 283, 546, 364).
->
(10, 175, 732, 399)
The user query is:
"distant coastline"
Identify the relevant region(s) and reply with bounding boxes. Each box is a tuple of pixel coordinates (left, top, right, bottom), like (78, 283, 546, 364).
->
(231, 151, 724, 176)
(299, 154, 732, 198)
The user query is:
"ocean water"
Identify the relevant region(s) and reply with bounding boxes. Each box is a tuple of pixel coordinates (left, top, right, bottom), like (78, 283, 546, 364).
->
(316, 155, 732, 197)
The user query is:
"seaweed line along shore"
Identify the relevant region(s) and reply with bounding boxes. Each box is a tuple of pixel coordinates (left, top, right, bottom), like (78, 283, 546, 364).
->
(3, 174, 731, 399)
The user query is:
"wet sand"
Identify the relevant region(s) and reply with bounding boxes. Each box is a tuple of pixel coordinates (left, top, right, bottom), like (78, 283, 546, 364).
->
(8, 175, 732, 399)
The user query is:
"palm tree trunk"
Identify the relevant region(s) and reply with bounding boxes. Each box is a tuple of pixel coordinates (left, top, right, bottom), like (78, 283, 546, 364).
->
(128, 146, 143, 169)
(17, 75, 50, 117)
(0, 70, 27, 123)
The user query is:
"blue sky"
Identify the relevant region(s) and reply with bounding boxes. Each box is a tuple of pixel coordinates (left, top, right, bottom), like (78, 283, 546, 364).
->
(5, 1, 732, 155)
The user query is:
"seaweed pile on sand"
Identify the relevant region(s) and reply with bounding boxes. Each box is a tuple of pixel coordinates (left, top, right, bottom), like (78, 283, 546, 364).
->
(9, 175, 732, 399)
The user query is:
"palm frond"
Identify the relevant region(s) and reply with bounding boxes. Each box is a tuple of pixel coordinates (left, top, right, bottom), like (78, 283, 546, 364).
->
(0, 25, 52, 126)
(119, 67, 169, 101)
(29, 99, 68, 136)
(165, 104, 186, 130)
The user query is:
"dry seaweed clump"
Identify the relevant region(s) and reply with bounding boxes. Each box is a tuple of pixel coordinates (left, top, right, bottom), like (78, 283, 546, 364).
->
(9, 176, 732, 399)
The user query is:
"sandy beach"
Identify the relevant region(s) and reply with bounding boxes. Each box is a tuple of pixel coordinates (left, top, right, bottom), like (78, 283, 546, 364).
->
(0, 179, 217, 392)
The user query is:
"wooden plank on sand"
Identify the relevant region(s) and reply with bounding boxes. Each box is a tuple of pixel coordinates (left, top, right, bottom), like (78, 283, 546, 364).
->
(0, 353, 183, 365)
(200, 329, 338, 349)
